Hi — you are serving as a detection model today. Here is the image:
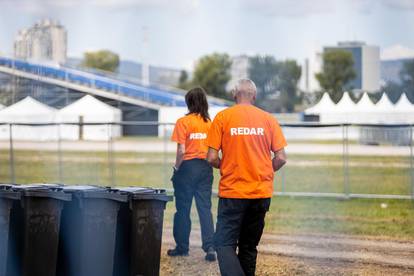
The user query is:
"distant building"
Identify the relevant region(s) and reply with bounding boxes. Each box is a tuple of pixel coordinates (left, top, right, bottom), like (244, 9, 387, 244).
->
(227, 55, 250, 90)
(324, 41, 380, 92)
(380, 59, 409, 85)
(14, 19, 67, 64)
(299, 55, 322, 93)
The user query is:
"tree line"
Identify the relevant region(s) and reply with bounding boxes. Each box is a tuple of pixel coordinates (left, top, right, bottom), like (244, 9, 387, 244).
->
(80, 49, 414, 113)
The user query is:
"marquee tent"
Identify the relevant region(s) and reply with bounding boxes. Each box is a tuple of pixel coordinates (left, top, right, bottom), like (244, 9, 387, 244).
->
(0, 97, 58, 140)
(57, 95, 122, 141)
(304, 93, 336, 114)
(305, 92, 414, 124)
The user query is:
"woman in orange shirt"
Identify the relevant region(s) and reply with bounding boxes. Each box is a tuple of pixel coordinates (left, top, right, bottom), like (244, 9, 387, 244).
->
(168, 87, 216, 262)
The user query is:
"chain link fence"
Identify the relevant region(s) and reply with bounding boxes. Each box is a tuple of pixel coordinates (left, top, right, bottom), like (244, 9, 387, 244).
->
(0, 122, 413, 200)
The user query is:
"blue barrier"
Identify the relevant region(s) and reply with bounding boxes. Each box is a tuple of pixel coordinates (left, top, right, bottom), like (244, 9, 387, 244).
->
(0, 57, 227, 107)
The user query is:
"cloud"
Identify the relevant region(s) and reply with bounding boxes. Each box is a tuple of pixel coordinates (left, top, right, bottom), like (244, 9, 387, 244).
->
(238, 0, 414, 17)
(380, 0, 414, 10)
(1, 0, 200, 14)
(238, 0, 335, 17)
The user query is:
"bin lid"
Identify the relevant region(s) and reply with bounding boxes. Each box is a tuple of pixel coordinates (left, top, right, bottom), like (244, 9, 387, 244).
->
(62, 185, 128, 202)
(0, 184, 21, 200)
(114, 187, 159, 194)
(130, 193, 173, 202)
(12, 184, 71, 201)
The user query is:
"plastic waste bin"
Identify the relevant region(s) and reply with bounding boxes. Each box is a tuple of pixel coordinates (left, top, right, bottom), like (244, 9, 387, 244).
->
(0, 184, 20, 276)
(57, 185, 128, 276)
(7, 184, 71, 276)
(113, 187, 172, 276)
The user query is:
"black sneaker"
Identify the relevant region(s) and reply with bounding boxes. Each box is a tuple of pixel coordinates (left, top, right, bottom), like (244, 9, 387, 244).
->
(167, 248, 189, 257)
(205, 247, 216, 262)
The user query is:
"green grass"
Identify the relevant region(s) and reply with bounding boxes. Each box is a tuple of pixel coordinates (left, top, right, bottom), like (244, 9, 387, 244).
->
(1, 149, 413, 239)
(163, 197, 414, 240)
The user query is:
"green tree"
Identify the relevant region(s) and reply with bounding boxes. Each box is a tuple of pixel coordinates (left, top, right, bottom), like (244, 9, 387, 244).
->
(275, 60, 302, 112)
(248, 55, 279, 100)
(248, 56, 301, 112)
(82, 50, 120, 73)
(178, 70, 191, 90)
(191, 53, 232, 98)
(315, 50, 356, 102)
(400, 59, 414, 102)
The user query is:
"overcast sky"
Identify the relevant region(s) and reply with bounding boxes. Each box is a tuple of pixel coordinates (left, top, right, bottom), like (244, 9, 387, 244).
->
(1, 0, 414, 69)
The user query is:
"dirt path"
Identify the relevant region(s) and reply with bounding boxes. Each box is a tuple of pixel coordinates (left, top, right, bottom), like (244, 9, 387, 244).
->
(161, 229, 414, 275)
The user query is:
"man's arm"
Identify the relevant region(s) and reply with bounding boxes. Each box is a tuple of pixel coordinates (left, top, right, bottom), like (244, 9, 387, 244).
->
(272, 148, 287, 172)
(206, 147, 221, 169)
(174, 144, 185, 169)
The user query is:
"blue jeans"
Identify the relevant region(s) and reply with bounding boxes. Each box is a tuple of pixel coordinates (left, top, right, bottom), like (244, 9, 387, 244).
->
(172, 159, 214, 253)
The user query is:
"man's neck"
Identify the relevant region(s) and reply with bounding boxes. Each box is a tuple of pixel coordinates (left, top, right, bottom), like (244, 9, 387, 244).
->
(236, 101, 253, 105)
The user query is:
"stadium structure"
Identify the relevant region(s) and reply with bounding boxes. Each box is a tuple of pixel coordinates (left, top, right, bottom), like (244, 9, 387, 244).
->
(0, 56, 228, 135)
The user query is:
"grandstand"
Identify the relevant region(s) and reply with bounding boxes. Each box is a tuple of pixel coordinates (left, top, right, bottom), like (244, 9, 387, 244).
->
(0, 56, 228, 135)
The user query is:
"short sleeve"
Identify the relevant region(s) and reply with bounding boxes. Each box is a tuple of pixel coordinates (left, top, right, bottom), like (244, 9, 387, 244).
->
(206, 113, 223, 150)
(171, 118, 187, 144)
(270, 117, 287, 152)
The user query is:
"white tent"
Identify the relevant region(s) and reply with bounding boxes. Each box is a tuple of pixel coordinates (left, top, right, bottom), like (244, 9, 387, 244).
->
(335, 92, 356, 113)
(395, 93, 413, 112)
(352, 93, 378, 123)
(355, 93, 376, 112)
(375, 93, 395, 113)
(0, 103, 4, 110)
(304, 93, 336, 114)
(393, 93, 414, 123)
(57, 95, 122, 141)
(316, 92, 356, 124)
(0, 97, 58, 140)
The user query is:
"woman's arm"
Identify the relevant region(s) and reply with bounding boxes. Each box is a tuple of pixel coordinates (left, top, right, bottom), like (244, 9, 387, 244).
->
(174, 143, 185, 169)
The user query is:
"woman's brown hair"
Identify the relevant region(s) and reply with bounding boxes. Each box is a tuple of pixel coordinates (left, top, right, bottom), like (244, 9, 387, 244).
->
(185, 87, 210, 122)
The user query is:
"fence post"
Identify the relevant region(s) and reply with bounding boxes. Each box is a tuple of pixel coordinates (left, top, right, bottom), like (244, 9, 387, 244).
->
(163, 124, 168, 186)
(410, 125, 413, 201)
(57, 123, 63, 183)
(9, 124, 15, 183)
(342, 124, 350, 198)
(108, 123, 115, 187)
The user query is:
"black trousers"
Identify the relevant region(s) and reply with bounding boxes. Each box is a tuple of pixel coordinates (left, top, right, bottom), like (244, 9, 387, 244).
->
(214, 198, 271, 276)
(172, 159, 214, 253)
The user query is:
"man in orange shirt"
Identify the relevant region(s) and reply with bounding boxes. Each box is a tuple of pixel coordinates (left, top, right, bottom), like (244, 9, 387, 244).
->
(206, 79, 287, 275)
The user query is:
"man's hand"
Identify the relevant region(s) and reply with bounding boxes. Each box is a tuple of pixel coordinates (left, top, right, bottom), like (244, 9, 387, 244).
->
(272, 148, 286, 172)
(206, 147, 221, 169)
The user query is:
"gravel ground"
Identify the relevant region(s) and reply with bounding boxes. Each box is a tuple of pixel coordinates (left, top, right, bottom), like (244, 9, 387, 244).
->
(160, 230, 414, 276)
(160, 246, 414, 276)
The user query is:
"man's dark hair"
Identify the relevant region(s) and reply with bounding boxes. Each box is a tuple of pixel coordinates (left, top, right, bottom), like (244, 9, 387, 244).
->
(185, 86, 210, 122)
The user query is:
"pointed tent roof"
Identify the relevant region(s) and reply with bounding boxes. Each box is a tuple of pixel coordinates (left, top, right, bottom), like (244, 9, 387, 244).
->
(0, 96, 56, 116)
(59, 95, 121, 115)
(336, 91, 356, 113)
(355, 92, 376, 112)
(0, 97, 57, 123)
(375, 93, 395, 112)
(395, 93, 413, 112)
(305, 93, 336, 114)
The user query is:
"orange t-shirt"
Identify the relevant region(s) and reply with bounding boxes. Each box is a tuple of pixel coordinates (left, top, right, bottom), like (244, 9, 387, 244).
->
(206, 104, 287, 199)
(171, 113, 212, 160)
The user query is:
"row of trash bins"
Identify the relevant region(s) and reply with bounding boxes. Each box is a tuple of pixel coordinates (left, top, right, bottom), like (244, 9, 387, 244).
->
(0, 183, 173, 276)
